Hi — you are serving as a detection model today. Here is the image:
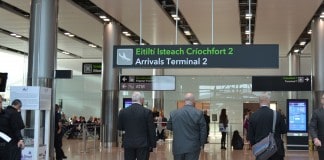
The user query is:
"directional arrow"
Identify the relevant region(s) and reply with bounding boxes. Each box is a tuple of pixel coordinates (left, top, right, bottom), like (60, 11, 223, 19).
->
(305, 77, 310, 82)
(122, 76, 128, 82)
(122, 84, 127, 89)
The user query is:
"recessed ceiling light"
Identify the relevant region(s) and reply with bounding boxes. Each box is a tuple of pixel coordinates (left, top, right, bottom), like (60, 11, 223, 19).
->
(320, 12, 324, 18)
(294, 49, 300, 53)
(99, 15, 107, 19)
(64, 32, 70, 35)
(245, 13, 253, 19)
(245, 30, 251, 34)
(10, 33, 16, 36)
(245, 42, 251, 45)
(193, 42, 199, 45)
(308, 30, 312, 34)
(15, 35, 22, 38)
(103, 18, 110, 22)
(171, 14, 177, 18)
(88, 44, 97, 48)
(173, 17, 180, 21)
(184, 30, 191, 35)
(62, 51, 70, 55)
(122, 31, 128, 34)
(299, 41, 306, 46)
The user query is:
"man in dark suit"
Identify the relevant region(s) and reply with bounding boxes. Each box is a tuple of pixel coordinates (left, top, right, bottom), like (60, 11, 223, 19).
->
(118, 92, 156, 160)
(248, 93, 287, 160)
(167, 93, 207, 160)
(4, 99, 25, 160)
(309, 93, 324, 160)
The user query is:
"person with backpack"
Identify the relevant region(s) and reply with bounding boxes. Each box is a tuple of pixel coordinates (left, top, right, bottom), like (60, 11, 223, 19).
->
(231, 130, 244, 150)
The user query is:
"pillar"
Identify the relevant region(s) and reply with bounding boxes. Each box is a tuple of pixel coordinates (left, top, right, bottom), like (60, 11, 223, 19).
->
(28, 0, 58, 159)
(312, 17, 324, 109)
(288, 53, 300, 99)
(101, 21, 121, 147)
(152, 69, 164, 113)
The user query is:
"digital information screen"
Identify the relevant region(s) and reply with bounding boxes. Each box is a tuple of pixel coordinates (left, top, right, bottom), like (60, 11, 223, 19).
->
(287, 99, 308, 132)
(123, 98, 132, 108)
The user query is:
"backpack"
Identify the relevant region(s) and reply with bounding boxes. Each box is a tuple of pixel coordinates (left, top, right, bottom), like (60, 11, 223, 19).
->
(233, 135, 244, 150)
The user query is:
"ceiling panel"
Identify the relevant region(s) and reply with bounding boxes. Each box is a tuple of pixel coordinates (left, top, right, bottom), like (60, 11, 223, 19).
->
(179, 0, 241, 44)
(2, 0, 30, 13)
(0, 8, 29, 37)
(58, 34, 102, 59)
(0, 33, 28, 52)
(254, 0, 322, 55)
(91, 0, 188, 44)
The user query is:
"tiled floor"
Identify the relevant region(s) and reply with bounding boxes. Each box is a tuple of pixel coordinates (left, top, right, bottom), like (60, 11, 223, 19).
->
(61, 138, 318, 160)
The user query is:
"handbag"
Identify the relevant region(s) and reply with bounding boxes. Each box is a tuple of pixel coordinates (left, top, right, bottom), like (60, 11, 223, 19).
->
(252, 110, 278, 160)
(219, 123, 227, 132)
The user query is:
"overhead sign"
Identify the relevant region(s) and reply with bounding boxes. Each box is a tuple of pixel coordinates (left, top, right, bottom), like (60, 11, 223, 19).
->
(120, 75, 176, 91)
(252, 76, 311, 91)
(82, 63, 101, 74)
(113, 44, 279, 68)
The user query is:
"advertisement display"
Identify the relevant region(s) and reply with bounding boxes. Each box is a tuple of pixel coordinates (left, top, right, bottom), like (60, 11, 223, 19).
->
(287, 99, 308, 132)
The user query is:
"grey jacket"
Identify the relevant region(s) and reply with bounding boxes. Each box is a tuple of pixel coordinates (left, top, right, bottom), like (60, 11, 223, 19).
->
(310, 107, 324, 139)
(167, 105, 207, 155)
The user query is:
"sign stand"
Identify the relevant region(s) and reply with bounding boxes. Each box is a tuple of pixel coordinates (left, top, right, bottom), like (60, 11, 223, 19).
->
(11, 86, 51, 160)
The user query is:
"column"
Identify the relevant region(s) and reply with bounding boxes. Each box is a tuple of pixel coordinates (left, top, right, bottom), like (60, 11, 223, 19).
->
(28, 0, 58, 159)
(288, 53, 300, 99)
(312, 17, 324, 108)
(102, 21, 121, 147)
(153, 69, 164, 113)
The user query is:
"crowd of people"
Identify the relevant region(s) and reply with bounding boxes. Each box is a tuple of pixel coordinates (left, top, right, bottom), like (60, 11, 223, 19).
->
(3, 92, 324, 160)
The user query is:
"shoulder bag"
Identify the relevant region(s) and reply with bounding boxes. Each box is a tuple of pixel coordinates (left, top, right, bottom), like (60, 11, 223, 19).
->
(252, 110, 278, 160)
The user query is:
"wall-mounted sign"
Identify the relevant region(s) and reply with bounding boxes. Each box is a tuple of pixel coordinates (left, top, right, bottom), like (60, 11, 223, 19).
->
(82, 63, 102, 74)
(113, 44, 279, 68)
(252, 76, 311, 91)
(120, 75, 176, 91)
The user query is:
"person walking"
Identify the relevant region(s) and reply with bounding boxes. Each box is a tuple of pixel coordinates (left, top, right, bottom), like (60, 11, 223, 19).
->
(167, 93, 207, 160)
(310, 93, 324, 160)
(4, 99, 25, 160)
(219, 108, 228, 149)
(248, 93, 287, 160)
(203, 110, 210, 143)
(118, 92, 156, 160)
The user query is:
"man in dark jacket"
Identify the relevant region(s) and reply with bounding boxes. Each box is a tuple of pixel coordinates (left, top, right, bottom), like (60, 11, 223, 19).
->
(309, 93, 324, 159)
(248, 93, 287, 160)
(118, 92, 156, 160)
(4, 99, 25, 160)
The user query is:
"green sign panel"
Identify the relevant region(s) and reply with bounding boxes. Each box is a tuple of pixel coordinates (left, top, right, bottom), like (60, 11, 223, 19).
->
(113, 44, 279, 68)
(82, 63, 102, 74)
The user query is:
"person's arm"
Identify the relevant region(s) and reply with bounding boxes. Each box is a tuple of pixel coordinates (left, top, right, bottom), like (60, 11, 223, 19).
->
(147, 110, 156, 148)
(309, 110, 321, 146)
(117, 110, 124, 131)
(278, 112, 287, 134)
(166, 113, 173, 131)
(247, 116, 255, 145)
(199, 113, 207, 146)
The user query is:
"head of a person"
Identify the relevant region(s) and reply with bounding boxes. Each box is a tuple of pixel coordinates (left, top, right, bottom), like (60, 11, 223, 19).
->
(11, 99, 22, 111)
(233, 130, 239, 137)
(259, 92, 271, 107)
(221, 108, 226, 116)
(132, 91, 144, 105)
(55, 104, 60, 112)
(184, 93, 195, 106)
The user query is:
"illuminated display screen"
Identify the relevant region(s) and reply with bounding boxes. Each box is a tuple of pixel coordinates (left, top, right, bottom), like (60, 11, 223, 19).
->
(123, 98, 132, 108)
(287, 99, 308, 132)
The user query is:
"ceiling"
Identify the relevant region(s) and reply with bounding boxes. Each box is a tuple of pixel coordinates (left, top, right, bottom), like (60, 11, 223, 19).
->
(0, 0, 322, 60)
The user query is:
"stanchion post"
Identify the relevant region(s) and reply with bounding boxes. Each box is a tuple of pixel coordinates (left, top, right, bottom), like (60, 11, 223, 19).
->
(81, 124, 87, 153)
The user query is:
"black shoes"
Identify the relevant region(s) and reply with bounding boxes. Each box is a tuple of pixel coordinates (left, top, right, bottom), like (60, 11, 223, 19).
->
(221, 146, 226, 150)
